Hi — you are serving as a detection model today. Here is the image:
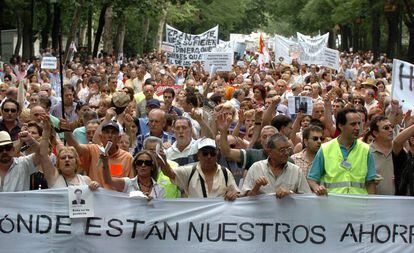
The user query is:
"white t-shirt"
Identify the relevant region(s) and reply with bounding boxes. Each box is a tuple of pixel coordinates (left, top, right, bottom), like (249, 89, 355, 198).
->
(0, 154, 37, 192)
(123, 176, 165, 199)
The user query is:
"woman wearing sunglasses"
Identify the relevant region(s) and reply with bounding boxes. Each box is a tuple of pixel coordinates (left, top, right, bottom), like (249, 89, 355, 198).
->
(101, 150, 165, 199)
(38, 115, 100, 190)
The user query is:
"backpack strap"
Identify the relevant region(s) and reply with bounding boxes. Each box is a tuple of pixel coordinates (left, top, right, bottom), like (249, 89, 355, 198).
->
(221, 166, 228, 187)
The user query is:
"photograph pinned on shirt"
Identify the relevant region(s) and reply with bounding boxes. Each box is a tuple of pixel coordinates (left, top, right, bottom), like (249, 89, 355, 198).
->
(288, 96, 313, 115)
(68, 186, 94, 218)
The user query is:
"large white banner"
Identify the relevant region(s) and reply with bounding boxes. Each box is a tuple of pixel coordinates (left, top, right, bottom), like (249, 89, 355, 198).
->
(274, 35, 299, 64)
(392, 59, 414, 111)
(297, 32, 329, 65)
(1, 189, 414, 252)
(165, 24, 219, 66)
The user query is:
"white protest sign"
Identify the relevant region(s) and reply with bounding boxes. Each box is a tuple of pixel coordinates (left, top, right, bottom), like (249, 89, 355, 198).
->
(288, 96, 313, 115)
(1, 190, 414, 252)
(68, 185, 94, 218)
(165, 24, 218, 66)
(391, 59, 414, 111)
(274, 35, 299, 64)
(161, 42, 174, 53)
(212, 40, 233, 53)
(234, 41, 246, 56)
(202, 52, 233, 73)
(323, 48, 340, 71)
(297, 32, 329, 65)
(41, 56, 57, 69)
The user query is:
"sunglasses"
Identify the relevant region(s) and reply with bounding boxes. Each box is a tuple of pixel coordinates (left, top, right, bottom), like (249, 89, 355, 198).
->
(310, 136, 325, 141)
(3, 108, 17, 113)
(0, 144, 13, 152)
(135, 160, 153, 166)
(201, 149, 217, 157)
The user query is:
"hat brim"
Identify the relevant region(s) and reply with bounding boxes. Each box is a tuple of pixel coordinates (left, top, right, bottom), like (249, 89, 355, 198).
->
(102, 125, 120, 132)
(0, 140, 13, 146)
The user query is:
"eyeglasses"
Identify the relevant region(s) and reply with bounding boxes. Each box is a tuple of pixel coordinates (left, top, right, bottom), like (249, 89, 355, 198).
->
(382, 125, 394, 131)
(353, 100, 363, 104)
(0, 144, 13, 152)
(3, 108, 17, 113)
(278, 147, 292, 153)
(310, 136, 325, 141)
(59, 155, 75, 160)
(135, 160, 153, 166)
(201, 149, 217, 157)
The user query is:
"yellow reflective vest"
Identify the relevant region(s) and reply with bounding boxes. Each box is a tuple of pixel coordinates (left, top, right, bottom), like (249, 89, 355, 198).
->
(321, 138, 369, 194)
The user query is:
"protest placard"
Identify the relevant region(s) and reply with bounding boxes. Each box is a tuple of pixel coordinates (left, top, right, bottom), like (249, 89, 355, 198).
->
(391, 58, 414, 111)
(165, 24, 219, 66)
(68, 186, 94, 218)
(288, 96, 313, 115)
(323, 47, 340, 71)
(41, 56, 57, 69)
(202, 52, 233, 73)
(297, 32, 329, 65)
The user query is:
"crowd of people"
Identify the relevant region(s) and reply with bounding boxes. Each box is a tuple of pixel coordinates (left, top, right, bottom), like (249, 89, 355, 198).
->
(0, 49, 412, 200)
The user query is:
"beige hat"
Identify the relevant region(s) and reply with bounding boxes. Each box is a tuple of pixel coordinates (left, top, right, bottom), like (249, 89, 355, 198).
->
(112, 92, 131, 108)
(0, 131, 12, 146)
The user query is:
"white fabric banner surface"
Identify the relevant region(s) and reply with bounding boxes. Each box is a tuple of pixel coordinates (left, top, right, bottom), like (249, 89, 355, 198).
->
(0, 189, 414, 252)
(392, 59, 414, 111)
(274, 35, 298, 64)
(297, 32, 329, 65)
(165, 24, 219, 66)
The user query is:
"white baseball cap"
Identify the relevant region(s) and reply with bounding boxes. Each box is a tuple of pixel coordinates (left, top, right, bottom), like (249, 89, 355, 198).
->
(197, 138, 216, 149)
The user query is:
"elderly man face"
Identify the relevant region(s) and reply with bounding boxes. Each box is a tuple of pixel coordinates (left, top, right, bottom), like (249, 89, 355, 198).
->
(148, 109, 165, 135)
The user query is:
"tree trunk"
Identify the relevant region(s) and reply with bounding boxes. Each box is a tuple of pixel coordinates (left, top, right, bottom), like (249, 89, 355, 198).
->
(64, 0, 86, 64)
(52, 3, 61, 53)
(14, 11, 22, 56)
(102, 5, 113, 55)
(87, 4, 92, 54)
(328, 29, 335, 49)
(352, 23, 359, 52)
(22, 10, 32, 60)
(78, 25, 87, 47)
(0, 0, 5, 56)
(41, 2, 51, 50)
(155, 8, 168, 53)
(408, 27, 414, 63)
(93, 3, 110, 57)
(114, 15, 126, 58)
(371, 10, 381, 60)
(386, 8, 399, 58)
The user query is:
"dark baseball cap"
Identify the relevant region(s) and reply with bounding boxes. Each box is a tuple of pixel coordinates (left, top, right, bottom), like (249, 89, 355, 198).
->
(146, 99, 161, 108)
(101, 121, 120, 132)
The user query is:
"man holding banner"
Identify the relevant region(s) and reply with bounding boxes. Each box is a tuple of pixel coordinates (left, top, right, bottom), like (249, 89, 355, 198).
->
(308, 108, 377, 195)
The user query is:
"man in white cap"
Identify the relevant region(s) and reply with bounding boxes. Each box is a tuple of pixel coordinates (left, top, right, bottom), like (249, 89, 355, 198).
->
(0, 131, 42, 192)
(158, 137, 239, 200)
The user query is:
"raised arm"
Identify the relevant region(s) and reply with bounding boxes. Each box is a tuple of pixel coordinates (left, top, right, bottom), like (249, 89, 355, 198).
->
(393, 116, 414, 155)
(101, 154, 125, 192)
(190, 108, 214, 139)
(247, 108, 263, 148)
(323, 94, 336, 137)
(154, 150, 176, 180)
(262, 96, 280, 126)
(18, 131, 40, 166)
(61, 118, 88, 155)
(217, 113, 242, 162)
(39, 114, 59, 186)
(290, 111, 303, 146)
